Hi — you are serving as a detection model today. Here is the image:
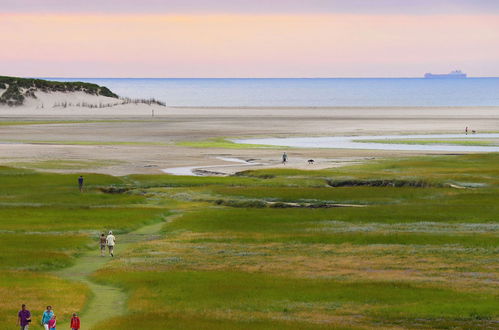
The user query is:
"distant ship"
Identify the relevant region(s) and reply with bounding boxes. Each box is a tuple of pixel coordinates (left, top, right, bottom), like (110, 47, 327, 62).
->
(424, 70, 467, 79)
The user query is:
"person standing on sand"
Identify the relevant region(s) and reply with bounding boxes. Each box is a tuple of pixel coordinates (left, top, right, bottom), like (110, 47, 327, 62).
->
(41, 306, 53, 330)
(99, 233, 107, 256)
(106, 231, 116, 257)
(78, 176, 84, 192)
(282, 152, 288, 164)
(70, 313, 81, 330)
(465, 126, 468, 135)
(17, 304, 31, 330)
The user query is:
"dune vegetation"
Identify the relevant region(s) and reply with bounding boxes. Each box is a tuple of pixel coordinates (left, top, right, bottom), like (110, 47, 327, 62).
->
(0, 76, 118, 106)
(1, 153, 498, 329)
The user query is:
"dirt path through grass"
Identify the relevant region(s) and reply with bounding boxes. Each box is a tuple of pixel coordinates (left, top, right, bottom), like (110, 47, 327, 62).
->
(54, 221, 165, 330)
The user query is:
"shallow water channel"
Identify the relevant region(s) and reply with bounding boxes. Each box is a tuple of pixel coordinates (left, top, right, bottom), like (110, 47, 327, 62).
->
(234, 134, 499, 152)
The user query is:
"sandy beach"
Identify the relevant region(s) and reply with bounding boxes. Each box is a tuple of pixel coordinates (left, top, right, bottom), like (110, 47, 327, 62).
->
(1, 101, 498, 175)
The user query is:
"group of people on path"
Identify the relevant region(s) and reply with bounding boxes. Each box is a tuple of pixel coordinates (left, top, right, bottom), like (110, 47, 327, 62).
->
(17, 305, 80, 330)
(100, 231, 116, 257)
(76, 177, 116, 257)
(17, 232, 115, 329)
(17, 177, 114, 330)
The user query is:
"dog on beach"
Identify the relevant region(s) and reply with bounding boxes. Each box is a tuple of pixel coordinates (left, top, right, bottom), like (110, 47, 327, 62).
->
(308, 159, 315, 164)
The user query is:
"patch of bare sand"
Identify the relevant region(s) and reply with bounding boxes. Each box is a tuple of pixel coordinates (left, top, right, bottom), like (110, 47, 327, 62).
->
(0, 106, 498, 174)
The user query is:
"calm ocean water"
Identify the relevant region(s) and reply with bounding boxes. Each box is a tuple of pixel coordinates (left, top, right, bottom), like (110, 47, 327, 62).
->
(47, 78, 499, 107)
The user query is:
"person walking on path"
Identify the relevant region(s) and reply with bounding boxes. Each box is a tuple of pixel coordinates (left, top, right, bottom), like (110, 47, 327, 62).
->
(17, 304, 31, 330)
(106, 231, 116, 257)
(282, 152, 288, 164)
(99, 233, 107, 256)
(78, 176, 84, 192)
(48, 315, 56, 330)
(70, 313, 81, 330)
(41, 306, 53, 330)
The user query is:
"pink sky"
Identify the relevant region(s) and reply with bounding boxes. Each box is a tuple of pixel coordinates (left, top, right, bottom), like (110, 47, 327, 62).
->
(3, 1, 499, 14)
(1, 6, 499, 77)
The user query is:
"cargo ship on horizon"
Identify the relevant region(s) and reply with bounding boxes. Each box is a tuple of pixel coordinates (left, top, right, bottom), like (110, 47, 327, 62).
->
(424, 70, 467, 79)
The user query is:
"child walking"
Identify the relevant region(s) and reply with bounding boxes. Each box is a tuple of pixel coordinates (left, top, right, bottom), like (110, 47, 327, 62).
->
(70, 313, 81, 330)
(48, 315, 56, 330)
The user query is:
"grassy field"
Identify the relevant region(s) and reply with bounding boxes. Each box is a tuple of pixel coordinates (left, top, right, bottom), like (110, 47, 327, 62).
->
(2, 154, 498, 329)
(0, 166, 169, 327)
(176, 137, 277, 149)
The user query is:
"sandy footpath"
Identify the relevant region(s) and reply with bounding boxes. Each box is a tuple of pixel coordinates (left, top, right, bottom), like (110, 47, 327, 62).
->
(1, 101, 498, 175)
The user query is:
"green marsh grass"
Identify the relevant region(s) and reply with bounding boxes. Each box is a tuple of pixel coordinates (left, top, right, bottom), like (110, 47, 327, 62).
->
(96, 313, 345, 330)
(127, 173, 327, 188)
(92, 270, 499, 326)
(0, 234, 90, 270)
(0, 271, 89, 326)
(176, 137, 276, 149)
(208, 186, 452, 204)
(239, 153, 499, 185)
(2, 153, 498, 329)
(0, 166, 170, 325)
(0, 206, 166, 232)
(97, 154, 498, 328)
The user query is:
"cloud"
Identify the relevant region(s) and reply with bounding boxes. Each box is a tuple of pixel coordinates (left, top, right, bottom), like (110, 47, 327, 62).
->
(1, 0, 498, 14)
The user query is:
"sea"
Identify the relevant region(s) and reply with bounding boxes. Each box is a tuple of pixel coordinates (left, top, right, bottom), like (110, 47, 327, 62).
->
(47, 78, 499, 107)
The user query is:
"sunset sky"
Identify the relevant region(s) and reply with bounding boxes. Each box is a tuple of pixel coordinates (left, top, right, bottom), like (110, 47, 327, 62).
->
(1, 0, 498, 77)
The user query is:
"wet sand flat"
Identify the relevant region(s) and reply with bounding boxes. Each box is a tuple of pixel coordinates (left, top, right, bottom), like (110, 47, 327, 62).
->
(0, 106, 498, 175)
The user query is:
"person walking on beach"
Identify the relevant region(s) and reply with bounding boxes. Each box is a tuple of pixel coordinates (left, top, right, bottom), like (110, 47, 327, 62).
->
(48, 315, 56, 330)
(70, 313, 81, 330)
(41, 306, 53, 330)
(78, 176, 84, 192)
(465, 126, 468, 135)
(282, 152, 288, 164)
(99, 233, 107, 256)
(106, 231, 116, 257)
(17, 304, 31, 330)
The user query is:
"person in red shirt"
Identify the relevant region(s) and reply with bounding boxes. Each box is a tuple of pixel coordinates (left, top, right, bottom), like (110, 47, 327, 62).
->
(70, 313, 80, 330)
(48, 315, 56, 330)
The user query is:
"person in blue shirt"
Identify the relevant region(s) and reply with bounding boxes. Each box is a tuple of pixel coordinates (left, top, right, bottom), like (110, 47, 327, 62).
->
(41, 306, 54, 330)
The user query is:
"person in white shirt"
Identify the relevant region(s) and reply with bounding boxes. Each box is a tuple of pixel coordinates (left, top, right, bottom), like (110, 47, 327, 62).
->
(106, 231, 116, 257)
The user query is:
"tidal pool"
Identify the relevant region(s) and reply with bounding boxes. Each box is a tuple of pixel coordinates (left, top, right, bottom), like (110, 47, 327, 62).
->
(233, 134, 499, 152)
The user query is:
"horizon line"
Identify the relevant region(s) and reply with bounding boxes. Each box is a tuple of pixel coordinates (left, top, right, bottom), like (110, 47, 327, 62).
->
(35, 76, 498, 79)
